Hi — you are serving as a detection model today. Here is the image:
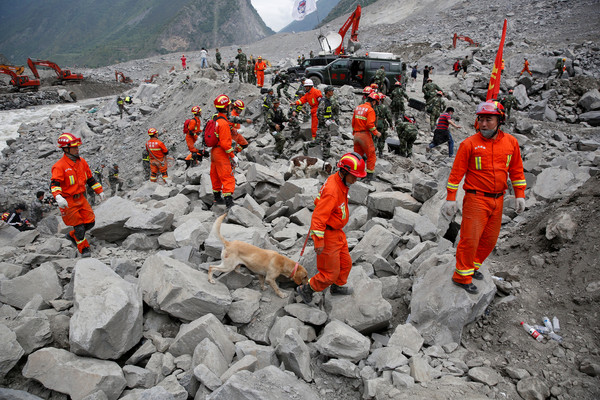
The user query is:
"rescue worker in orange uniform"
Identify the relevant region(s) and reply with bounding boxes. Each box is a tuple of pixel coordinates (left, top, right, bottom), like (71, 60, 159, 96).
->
(444, 101, 527, 294)
(146, 128, 170, 185)
(185, 106, 203, 167)
(296, 152, 367, 304)
(210, 94, 239, 208)
(254, 56, 267, 88)
(352, 91, 381, 181)
(229, 99, 253, 153)
(520, 57, 532, 77)
(51, 133, 106, 257)
(294, 79, 323, 140)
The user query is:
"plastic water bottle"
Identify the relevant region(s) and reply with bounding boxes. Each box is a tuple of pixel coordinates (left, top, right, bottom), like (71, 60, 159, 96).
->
(548, 332, 563, 343)
(542, 316, 554, 332)
(521, 322, 544, 342)
(534, 325, 550, 334)
(552, 316, 560, 332)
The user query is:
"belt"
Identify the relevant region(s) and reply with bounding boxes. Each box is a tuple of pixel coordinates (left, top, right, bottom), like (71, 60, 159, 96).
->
(326, 225, 335, 230)
(465, 189, 504, 199)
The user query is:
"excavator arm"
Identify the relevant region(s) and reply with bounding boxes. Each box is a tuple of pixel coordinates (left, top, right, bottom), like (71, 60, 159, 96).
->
(335, 5, 361, 55)
(27, 58, 83, 81)
(0, 68, 40, 90)
(0, 65, 25, 75)
(115, 71, 133, 84)
(453, 33, 479, 48)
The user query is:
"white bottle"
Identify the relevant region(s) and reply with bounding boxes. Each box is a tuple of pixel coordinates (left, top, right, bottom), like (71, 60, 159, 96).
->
(521, 322, 544, 342)
(552, 316, 560, 332)
(542, 316, 554, 332)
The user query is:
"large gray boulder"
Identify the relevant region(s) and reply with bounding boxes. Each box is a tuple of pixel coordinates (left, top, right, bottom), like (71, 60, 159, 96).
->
(0, 322, 24, 378)
(579, 111, 600, 126)
(350, 224, 401, 260)
(169, 314, 235, 362)
(528, 100, 557, 122)
(70, 259, 143, 360)
(315, 320, 370, 362)
(410, 261, 496, 345)
(367, 191, 421, 213)
(578, 89, 600, 112)
(22, 348, 126, 400)
(9, 310, 52, 355)
(123, 208, 174, 233)
(532, 167, 576, 200)
(246, 162, 285, 186)
(91, 196, 139, 241)
(0, 263, 62, 309)
(275, 328, 313, 382)
(0, 389, 44, 399)
(513, 84, 530, 108)
(139, 254, 232, 321)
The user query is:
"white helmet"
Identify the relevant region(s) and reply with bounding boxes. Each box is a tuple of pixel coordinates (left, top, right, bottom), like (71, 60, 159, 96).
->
(304, 79, 314, 87)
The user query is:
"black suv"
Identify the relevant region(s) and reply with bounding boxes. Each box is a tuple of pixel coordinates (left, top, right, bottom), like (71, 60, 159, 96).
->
(304, 56, 403, 94)
(286, 55, 339, 81)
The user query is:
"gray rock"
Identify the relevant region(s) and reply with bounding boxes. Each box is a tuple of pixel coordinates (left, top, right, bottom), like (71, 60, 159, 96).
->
(125, 340, 156, 366)
(321, 358, 359, 378)
(234, 340, 278, 370)
(545, 212, 577, 242)
(516, 377, 550, 400)
(578, 89, 600, 111)
(409, 355, 433, 383)
(529, 100, 556, 122)
(110, 258, 138, 278)
(246, 162, 284, 186)
(122, 233, 159, 250)
(275, 328, 313, 382)
(515, 119, 535, 135)
(580, 359, 600, 377)
(22, 348, 126, 400)
(138, 254, 232, 321)
(579, 110, 600, 126)
(505, 366, 530, 380)
(367, 347, 408, 371)
(0, 388, 44, 399)
(0, 322, 24, 378)
(513, 84, 530, 108)
(348, 181, 371, 205)
(468, 366, 501, 386)
(412, 179, 438, 203)
(351, 224, 401, 260)
(533, 167, 575, 200)
(192, 338, 229, 378)
(156, 375, 187, 400)
(219, 354, 258, 383)
(0, 263, 62, 309)
(367, 191, 421, 213)
(391, 371, 415, 389)
(388, 324, 424, 357)
(123, 365, 157, 389)
(173, 218, 210, 247)
(268, 316, 306, 347)
(123, 209, 173, 234)
(227, 205, 264, 227)
(91, 196, 139, 241)
(413, 216, 438, 241)
(276, 178, 319, 202)
(193, 363, 222, 391)
(284, 303, 328, 326)
(11, 229, 39, 247)
(169, 313, 235, 362)
(10, 310, 52, 354)
(315, 320, 370, 362)
(227, 288, 261, 324)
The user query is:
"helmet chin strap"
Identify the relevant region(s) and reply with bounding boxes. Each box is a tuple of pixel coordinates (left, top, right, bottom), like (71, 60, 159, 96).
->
(64, 148, 80, 160)
(339, 169, 351, 187)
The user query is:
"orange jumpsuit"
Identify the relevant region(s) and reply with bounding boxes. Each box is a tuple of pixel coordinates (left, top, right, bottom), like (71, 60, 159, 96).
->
(186, 116, 202, 154)
(51, 154, 103, 253)
(146, 137, 169, 182)
(295, 87, 323, 139)
(520, 60, 532, 76)
(210, 113, 236, 197)
(447, 130, 526, 284)
(308, 172, 352, 292)
(255, 61, 267, 87)
(352, 102, 378, 173)
(181, 56, 187, 70)
(230, 109, 249, 152)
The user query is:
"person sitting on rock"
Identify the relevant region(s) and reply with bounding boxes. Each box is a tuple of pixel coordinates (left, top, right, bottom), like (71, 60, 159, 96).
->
(5, 203, 35, 231)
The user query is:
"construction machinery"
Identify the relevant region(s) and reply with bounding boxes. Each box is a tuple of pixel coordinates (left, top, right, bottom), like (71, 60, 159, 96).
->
(115, 71, 133, 84)
(144, 74, 159, 83)
(27, 58, 83, 82)
(331, 5, 361, 55)
(0, 68, 40, 90)
(0, 65, 25, 75)
(452, 33, 479, 48)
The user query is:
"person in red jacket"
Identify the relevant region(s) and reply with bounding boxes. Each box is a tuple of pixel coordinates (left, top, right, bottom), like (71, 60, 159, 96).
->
(211, 94, 239, 208)
(146, 128, 170, 185)
(51, 133, 106, 257)
(352, 91, 381, 181)
(181, 54, 187, 70)
(444, 101, 527, 294)
(254, 56, 267, 88)
(296, 152, 367, 304)
(294, 79, 323, 140)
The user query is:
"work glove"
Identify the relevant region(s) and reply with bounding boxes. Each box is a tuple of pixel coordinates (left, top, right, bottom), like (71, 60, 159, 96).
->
(515, 198, 526, 214)
(231, 155, 239, 167)
(443, 200, 458, 216)
(55, 194, 68, 209)
(99, 192, 106, 202)
(325, 119, 333, 126)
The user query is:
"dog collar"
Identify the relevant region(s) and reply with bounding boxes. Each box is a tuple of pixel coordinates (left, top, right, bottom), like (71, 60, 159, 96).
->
(289, 262, 299, 279)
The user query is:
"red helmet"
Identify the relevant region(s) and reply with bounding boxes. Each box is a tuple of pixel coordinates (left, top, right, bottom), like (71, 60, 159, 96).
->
(476, 100, 506, 123)
(214, 94, 231, 109)
(370, 83, 378, 89)
(57, 132, 82, 148)
(395, 81, 402, 86)
(362, 86, 373, 95)
(368, 91, 380, 101)
(378, 93, 386, 100)
(147, 128, 158, 136)
(233, 99, 245, 110)
(337, 152, 367, 178)
(191, 106, 201, 115)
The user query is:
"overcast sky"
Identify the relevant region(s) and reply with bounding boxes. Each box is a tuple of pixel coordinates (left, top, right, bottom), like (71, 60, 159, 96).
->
(251, 0, 297, 32)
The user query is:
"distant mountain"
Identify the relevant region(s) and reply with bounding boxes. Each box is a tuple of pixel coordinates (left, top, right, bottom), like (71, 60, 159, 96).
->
(279, 0, 340, 33)
(317, 0, 377, 27)
(0, 0, 273, 68)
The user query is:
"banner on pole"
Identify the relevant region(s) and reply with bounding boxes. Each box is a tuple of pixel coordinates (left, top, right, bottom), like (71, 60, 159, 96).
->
(486, 19, 508, 101)
(292, 0, 317, 21)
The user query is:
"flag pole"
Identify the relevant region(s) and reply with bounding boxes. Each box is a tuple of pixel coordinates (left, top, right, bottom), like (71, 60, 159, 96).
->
(486, 19, 508, 101)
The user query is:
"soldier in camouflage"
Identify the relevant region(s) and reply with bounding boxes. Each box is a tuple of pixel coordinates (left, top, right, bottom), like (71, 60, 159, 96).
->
(235, 48, 247, 83)
(273, 70, 291, 99)
(500, 89, 518, 121)
(288, 79, 306, 140)
(304, 85, 339, 160)
(390, 81, 409, 121)
(108, 164, 124, 196)
(215, 48, 222, 66)
(428, 91, 446, 131)
(247, 59, 256, 85)
(265, 98, 289, 158)
(141, 151, 151, 180)
(260, 89, 276, 132)
(227, 61, 236, 83)
(422, 78, 442, 105)
(374, 66, 386, 92)
(396, 116, 419, 157)
(374, 93, 394, 157)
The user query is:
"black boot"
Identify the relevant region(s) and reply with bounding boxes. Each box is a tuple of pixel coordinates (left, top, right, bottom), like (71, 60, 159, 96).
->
(296, 284, 314, 304)
(213, 192, 225, 205)
(330, 284, 353, 295)
(225, 196, 234, 209)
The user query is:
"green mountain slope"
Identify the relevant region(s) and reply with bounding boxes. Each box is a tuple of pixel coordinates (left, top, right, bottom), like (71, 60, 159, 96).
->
(0, 0, 273, 67)
(317, 0, 377, 27)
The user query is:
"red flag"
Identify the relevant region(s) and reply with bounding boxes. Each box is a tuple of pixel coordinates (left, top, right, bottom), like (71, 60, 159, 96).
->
(486, 19, 508, 101)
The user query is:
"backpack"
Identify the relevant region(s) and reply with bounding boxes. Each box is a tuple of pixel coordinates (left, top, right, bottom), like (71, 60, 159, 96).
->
(183, 119, 192, 134)
(203, 116, 226, 148)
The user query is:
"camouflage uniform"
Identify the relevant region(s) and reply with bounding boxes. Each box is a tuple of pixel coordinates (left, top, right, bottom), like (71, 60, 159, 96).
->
(390, 86, 409, 121)
(265, 106, 289, 157)
(288, 88, 305, 140)
(374, 69, 386, 90)
(500, 94, 518, 120)
(247, 60, 256, 85)
(396, 120, 419, 157)
(422, 81, 441, 104)
(142, 151, 151, 181)
(227, 63, 236, 83)
(235, 51, 247, 82)
(215, 51, 222, 66)
(374, 103, 394, 156)
(304, 93, 340, 160)
(108, 165, 123, 196)
(428, 95, 446, 131)
(274, 72, 291, 99)
(555, 58, 565, 78)
(261, 93, 275, 133)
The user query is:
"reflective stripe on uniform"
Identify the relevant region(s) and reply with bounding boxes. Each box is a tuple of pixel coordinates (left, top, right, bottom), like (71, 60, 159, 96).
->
(512, 179, 526, 187)
(455, 268, 474, 276)
(311, 230, 324, 238)
(475, 156, 482, 170)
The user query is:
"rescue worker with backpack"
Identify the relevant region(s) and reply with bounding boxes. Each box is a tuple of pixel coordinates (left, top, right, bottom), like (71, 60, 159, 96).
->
(209, 95, 239, 208)
(184, 106, 207, 167)
(230, 99, 252, 153)
(146, 128, 170, 185)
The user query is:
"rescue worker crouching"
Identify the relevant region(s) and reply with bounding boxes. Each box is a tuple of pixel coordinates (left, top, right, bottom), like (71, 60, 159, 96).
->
(265, 97, 289, 158)
(210, 95, 239, 209)
(146, 128, 170, 185)
(296, 152, 367, 304)
(51, 133, 106, 257)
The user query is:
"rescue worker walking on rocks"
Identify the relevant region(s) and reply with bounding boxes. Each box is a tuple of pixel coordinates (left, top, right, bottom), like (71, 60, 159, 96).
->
(555, 57, 566, 78)
(116, 96, 130, 119)
(295, 79, 322, 141)
(215, 49, 222, 67)
(181, 54, 187, 70)
(423, 78, 442, 106)
(304, 86, 339, 160)
(520, 57, 532, 77)
(500, 89, 518, 121)
(428, 106, 461, 157)
(374, 93, 394, 157)
(108, 164, 124, 196)
(390, 81, 409, 122)
(453, 59, 461, 77)
(210, 95, 239, 209)
(396, 116, 419, 157)
(255, 56, 267, 88)
(265, 98, 289, 158)
(462, 56, 471, 78)
(352, 91, 381, 181)
(235, 49, 247, 83)
(445, 101, 526, 294)
(186, 106, 204, 165)
(273, 70, 291, 99)
(227, 61, 236, 83)
(296, 152, 367, 304)
(146, 128, 170, 185)
(51, 133, 105, 258)
(29, 191, 51, 226)
(247, 59, 256, 85)
(428, 90, 446, 131)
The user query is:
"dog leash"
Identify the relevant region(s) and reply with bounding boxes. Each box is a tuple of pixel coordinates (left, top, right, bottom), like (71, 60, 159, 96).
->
(290, 229, 311, 278)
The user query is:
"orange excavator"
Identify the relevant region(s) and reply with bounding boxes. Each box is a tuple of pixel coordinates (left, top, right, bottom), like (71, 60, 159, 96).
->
(0, 68, 40, 90)
(0, 65, 26, 75)
(144, 74, 159, 83)
(453, 33, 479, 48)
(115, 71, 133, 83)
(334, 5, 361, 55)
(27, 58, 83, 82)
